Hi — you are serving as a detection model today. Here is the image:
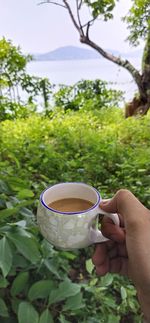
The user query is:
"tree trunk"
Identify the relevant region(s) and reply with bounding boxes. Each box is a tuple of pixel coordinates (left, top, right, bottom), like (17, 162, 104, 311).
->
(125, 31, 150, 117)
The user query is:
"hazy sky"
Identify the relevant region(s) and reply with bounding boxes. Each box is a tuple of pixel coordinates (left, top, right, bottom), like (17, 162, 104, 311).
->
(0, 0, 144, 54)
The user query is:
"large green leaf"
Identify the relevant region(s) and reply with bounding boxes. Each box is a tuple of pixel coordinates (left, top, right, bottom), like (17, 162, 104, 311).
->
(39, 309, 54, 323)
(7, 233, 41, 264)
(18, 302, 39, 323)
(0, 298, 9, 317)
(28, 280, 55, 301)
(63, 292, 85, 311)
(49, 279, 81, 305)
(0, 237, 13, 277)
(11, 272, 29, 296)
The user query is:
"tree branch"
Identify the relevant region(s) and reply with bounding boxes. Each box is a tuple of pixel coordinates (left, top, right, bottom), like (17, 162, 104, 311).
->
(80, 35, 143, 95)
(76, 0, 84, 35)
(83, 18, 96, 38)
(82, 18, 96, 29)
(38, 0, 66, 8)
(78, 0, 83, 10)
(63, 0, 82, 35)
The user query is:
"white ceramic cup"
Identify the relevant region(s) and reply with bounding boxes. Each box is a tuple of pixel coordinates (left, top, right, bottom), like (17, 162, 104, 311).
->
(37, 182, 120, 250)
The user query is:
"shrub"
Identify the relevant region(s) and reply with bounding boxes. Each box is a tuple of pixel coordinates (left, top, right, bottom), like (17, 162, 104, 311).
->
(1, 107, 149, 322)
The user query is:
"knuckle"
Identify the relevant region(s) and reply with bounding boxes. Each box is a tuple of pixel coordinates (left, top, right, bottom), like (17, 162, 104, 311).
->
(116, 189, 132, 209)
(116, 189, 131, 200)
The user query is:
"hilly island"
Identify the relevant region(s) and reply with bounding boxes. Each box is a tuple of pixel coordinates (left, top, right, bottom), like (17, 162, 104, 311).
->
(33, 45, 142, 62)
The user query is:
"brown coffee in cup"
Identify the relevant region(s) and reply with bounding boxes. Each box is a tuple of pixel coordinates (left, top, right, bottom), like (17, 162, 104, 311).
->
(48, 198, 94, 212)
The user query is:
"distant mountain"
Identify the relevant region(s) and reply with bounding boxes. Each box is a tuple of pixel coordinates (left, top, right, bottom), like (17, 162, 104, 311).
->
(33, 45, 142, 62)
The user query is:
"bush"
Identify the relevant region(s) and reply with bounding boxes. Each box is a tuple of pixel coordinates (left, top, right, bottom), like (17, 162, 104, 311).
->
(1, 107, 149, 322)
(54, 79, 124, 112)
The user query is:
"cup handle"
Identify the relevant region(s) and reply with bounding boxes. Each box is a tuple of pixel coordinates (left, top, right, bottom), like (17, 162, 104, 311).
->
(89, 206, 120, 244)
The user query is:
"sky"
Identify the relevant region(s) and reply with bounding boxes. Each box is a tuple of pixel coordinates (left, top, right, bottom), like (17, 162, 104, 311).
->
(0, 0, 144, 54)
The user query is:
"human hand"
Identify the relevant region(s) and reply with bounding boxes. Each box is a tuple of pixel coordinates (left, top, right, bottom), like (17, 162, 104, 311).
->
(92, 189, 150, 322)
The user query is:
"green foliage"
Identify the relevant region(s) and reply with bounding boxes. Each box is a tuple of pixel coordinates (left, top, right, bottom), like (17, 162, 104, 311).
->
(83, 0, 117, 20)
(0, 37, 30, 84)
(82, 0, 150, 46)
(54, 79, 123, 112)
(0, 105, 148, 321)
(0, 237, 12, 277)
(0, 38, 53, 120)
(0, 97, 37, 121)
(18, 302, 39, 323)
(123, 0, 150, 46)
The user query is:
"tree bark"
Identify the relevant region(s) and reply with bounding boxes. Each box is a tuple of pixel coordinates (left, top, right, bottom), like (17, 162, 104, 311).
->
(125, 30, 150, 116)
(141, 30, 150, 103)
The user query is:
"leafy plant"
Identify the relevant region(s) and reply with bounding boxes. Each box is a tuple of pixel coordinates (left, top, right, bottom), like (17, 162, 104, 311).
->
(1, 105, 148, 321)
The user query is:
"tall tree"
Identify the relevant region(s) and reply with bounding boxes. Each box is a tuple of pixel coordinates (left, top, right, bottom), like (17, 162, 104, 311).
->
(40, 0, 150, 116)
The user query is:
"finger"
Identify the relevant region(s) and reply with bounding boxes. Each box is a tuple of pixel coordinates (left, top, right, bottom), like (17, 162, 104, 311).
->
(101, 216, 125, 243)
(108, 243, 128, 258)
(95, 259, 109, 276)
(92, 243, 107, 267)
(100, 189, 149, 227)
(109, 257, 128, 276)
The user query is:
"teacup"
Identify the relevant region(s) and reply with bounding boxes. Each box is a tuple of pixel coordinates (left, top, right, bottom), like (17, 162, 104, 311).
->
(37, 182, 119, 250)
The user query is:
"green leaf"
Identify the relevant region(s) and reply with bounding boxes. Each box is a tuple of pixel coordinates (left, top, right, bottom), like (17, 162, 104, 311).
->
(0, 200, 33, 218)
(18, 302, 39, 323)
(39, 309, 54, 323)
(104, 297, 116, 309)
(17, 189, 34, 199)
(44, 259, 61, 279)
(90, 278, 98, 286)
(0, 198, 6, 209)
(0, 207, 18, 218)
(63, 292, 84, 311)
(28, 280, 55, 301)
(0, 237, 12, 277)
(0, 276, 9, 288)
(100, 273, 113, 287)
(11, 298, 20, 315)
(7, 233, 41, 264)
(108, 314, 120, 323)
(60, 251, 77, 260)
(14, 220, 26, 227)
(19, 208, 34, 218)
(0, 180, 10, 194)
(12, 254, 29, 269)
(49, 279, 81, 305)
(85, 259, 94, 274)
(59, 314, 70, 323)
(121, 286, 127, 300)
(11, 272, 29, 296)
(0, 298, 9, 317)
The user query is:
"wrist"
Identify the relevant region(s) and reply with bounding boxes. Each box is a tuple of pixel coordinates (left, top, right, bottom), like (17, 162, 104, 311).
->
(138, 289, 150, 323)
